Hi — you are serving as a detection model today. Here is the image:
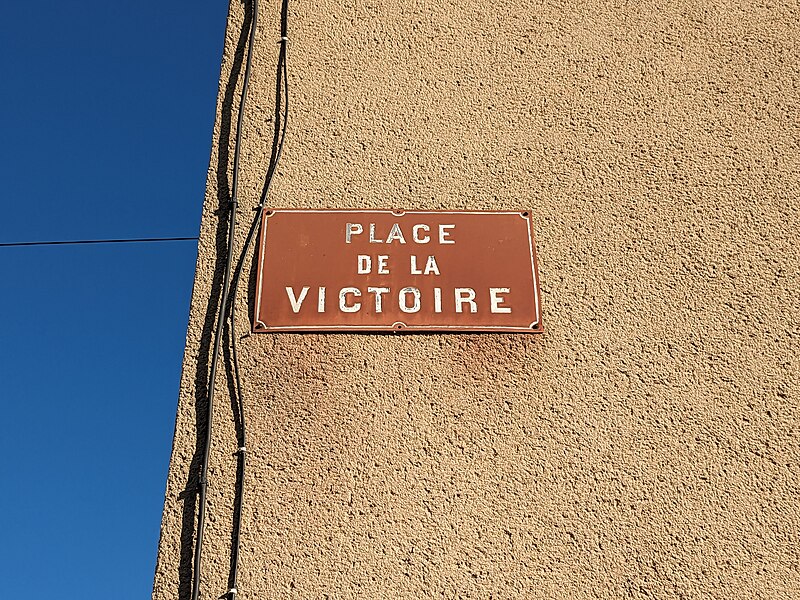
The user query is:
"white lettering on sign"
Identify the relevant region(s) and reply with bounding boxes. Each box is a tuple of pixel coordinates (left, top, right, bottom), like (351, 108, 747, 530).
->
(345, 223, 363, 243)
(339, 287, 361, 312)
(357, 255, 371, 274)
(439, 224, 455, 244)
(345, 223, 457, 245)
(286, 286, 513, 315)
(386, 224, 406, 244)
(399, 287, 422, 313)
(412, 224, 430, 243)
(283, 220, 518, 318)
(317, 286, 326, 312)
(410, 255, 440, 275)
(454, 288, 477, 313)
(369, 223, 383, 243)
(377, 255, 389, 274)
(368, 286, 390, 312)
(286, 286, 310, 313)
(357, 255, 391, 274)
(489, 287, 511, 313)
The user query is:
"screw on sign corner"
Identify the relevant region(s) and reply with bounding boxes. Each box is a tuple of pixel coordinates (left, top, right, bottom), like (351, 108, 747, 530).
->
(393, 322, 407, 332)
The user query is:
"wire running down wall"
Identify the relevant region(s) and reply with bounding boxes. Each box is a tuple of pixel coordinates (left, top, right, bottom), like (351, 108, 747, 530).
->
(153, 1, 800, 598)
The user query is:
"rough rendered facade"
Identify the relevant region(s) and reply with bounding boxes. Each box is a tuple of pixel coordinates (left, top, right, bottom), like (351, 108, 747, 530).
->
(154, 1, 800, 598)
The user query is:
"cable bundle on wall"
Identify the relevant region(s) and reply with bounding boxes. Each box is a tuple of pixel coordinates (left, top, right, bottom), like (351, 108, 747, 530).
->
(192, 0, 290, 598)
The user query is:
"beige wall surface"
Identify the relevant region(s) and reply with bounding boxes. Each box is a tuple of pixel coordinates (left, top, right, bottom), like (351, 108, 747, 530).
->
(153, 1, 799, 598)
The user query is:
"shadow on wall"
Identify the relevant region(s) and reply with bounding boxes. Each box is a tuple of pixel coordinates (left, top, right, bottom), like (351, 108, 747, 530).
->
(178, 1, 253, 598)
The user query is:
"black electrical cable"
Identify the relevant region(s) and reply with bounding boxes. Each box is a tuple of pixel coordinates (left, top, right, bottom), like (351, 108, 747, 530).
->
(0, 236, 197, 247)
(191, 0, 259, 598)
(225, 1, 289, 596)
(192, 0, 290, 598)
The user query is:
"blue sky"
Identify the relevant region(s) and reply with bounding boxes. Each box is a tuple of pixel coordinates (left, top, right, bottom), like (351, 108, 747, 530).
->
(0, 2, 227, 596)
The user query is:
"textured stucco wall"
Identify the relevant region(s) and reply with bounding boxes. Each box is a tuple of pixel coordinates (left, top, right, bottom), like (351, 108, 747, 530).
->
(153, 1, 799, 598)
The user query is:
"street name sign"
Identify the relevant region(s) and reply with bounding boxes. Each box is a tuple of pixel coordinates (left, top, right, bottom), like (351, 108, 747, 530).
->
(253, 209, 543, 333)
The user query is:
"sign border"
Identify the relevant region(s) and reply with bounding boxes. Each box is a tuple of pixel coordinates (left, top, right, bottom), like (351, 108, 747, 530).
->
(253, 209, 543, 334)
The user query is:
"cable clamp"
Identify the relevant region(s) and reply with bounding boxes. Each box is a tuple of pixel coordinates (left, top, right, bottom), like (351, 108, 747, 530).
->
(228, 587, 237, 598)
(236, 446, 247, 454)
(278, 36, 289, 44)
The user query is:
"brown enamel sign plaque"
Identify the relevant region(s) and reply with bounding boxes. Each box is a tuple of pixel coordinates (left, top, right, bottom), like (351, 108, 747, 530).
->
(254, 209, 543, 333)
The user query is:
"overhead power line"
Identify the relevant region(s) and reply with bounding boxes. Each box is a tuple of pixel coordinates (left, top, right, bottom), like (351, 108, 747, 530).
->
(0, 236, 198, 248)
